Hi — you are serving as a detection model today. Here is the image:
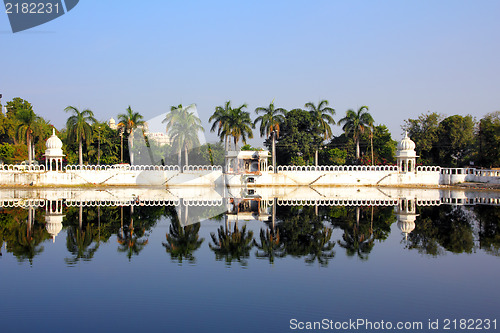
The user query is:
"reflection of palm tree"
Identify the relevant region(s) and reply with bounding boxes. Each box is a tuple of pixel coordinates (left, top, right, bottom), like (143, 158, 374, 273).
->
(65, 224, 100, 265)
(338, 223, 374, 260)
(305, 226, 335, 265)
(117, 206, 148, 260)
(163, 220, 204, 264)
(209, 223, 254, 266)
(253, 228, 285, 264)
(7, 208, 47, 265)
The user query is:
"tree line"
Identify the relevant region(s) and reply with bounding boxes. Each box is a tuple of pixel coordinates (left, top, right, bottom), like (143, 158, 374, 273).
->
(0, 97, 498, 168)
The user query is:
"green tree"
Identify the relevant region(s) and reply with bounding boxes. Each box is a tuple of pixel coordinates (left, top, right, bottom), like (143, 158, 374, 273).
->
(478, 111, 500, 167)
(254, 101, 287, 170)
(253, 228, 285, 264)
(209, 101, 232, 151)
(273, 109, 323, 165)
(304, 100, 335, 165)
(117, 106, 145, 165)
(0, 142, 14, 163)
(163, 104, 204, 167)
(402, 112, 443, 165)
(65, 106, 97, 166)
(436, 115, 476, 166)
(338, 106, 373, 162)
(15, 108, 41, 165)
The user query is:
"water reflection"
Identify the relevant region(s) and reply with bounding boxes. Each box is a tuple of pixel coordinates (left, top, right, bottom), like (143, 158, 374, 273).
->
(0, 187, 499, 265)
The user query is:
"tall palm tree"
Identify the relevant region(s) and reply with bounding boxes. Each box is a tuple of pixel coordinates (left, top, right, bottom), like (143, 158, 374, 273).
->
(209, 101, 232, 151)
(163, 104, 204, 167)
(338, 106, 374, 161)
(254, 101, 287, 171)
(304, 100, 335, 166)
(65, 106, 97, 166)
(117, 106, 145, 165)
(15, 108, 40, 165)
(220, 103, 253, 150)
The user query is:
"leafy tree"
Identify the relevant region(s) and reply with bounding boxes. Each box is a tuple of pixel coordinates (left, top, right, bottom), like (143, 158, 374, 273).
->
(87, 121, 121, 165)
(436, 115, 475, 166)
(117, 106, 145, 165)
(303, 100, 336, 165)
(338, 106, 373, 162)
(254, 101, 287, 169)
(273, 109, 323, 165)
(0, 142, 14, 163)
(477, 111, 500, 167)
(402, 112, 443, 165)
(15, 108, 40, 164)
(65, 106, 97, 166)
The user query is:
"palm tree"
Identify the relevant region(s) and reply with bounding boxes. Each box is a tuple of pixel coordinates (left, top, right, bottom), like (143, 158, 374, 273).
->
(65, 224, 100, 265)
(254, 101, 287, 171)
(15, 108, 40, 165)
(222, 103, 253, 150)
(117, 106, 145, 165)
(253, 227, 285, 264)
(209, 101, 232, 151)
(338, 106, 374, 162)
(65, 106, 97, 166)
(163, 104, 204, 167)
(304, 100, 335, 166)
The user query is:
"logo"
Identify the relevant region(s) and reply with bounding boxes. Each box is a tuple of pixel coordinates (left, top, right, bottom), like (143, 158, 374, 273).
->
(4, 0, 79, 33)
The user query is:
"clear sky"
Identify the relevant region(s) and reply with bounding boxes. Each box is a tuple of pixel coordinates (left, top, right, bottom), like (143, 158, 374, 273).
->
(1, 0, 499, 146)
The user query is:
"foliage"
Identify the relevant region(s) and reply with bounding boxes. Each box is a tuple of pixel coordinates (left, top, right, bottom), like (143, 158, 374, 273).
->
(0, 142, 14, 163)
(338, 106, 373, 161)
(272, 109, 323, 165)
(65, 106, 97, 165)
(477, 111, 500, 167)
(209, 223, 254, 266)
(402, 112, 443, 165)
(436, 115, 476, 167)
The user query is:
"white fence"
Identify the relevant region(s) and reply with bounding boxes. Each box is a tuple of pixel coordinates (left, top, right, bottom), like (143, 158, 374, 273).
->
(65, 164, 180, 172)
(182, 165, 223, 172)
(276, 165, 399, 172)
(0, 164, 45, 171)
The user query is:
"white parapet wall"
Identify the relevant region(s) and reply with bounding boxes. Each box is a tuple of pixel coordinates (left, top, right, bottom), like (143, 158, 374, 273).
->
(0, 163, 498, 187)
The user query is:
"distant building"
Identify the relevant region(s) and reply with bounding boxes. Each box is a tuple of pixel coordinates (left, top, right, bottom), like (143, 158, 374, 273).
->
(145, 131, 171, 146)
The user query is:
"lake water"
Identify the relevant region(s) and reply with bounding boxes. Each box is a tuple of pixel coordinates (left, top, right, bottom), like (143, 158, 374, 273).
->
(0, 187, 499, 333)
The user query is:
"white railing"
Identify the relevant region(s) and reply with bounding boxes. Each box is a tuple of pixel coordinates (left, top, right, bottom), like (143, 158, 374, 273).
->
(416, 166, 441, 172)
(182, 165, 223, 172)
(65, 164, 180, 172)
(276, 165, 399, 172)
(277, 199, 399, 206)
(0, 164, 45, 172)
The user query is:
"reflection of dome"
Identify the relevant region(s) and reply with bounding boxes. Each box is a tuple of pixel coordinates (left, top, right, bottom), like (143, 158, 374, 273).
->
(46, 129, 63, 150)
(397, 220, 416, 234)
(45, 214, 64, 243)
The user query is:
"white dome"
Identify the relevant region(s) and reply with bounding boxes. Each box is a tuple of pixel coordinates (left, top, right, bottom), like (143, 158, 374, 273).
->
(46, 129, 63, 150)
(109, 117, 115, 125)
(397, 131, 416, 151)
(45, 129, 64, 157)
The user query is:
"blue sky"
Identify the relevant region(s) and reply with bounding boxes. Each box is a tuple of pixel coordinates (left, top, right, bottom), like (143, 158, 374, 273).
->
(1, 0, 499, 146)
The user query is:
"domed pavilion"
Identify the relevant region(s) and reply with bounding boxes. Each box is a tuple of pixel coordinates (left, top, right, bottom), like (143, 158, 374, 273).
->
(44, 129, 65, 171)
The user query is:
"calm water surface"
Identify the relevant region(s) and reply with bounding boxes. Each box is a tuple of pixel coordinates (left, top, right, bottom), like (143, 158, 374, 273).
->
(0, 188, 499, 333)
